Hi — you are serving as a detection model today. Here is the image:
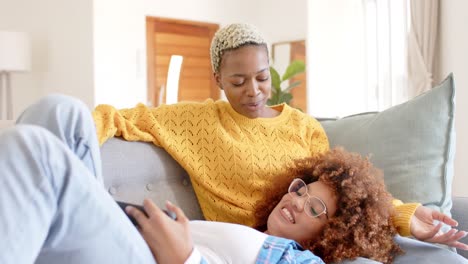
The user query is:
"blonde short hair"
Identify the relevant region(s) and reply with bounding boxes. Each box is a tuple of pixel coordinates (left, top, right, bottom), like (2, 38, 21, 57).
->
(210, 23, 267, 73)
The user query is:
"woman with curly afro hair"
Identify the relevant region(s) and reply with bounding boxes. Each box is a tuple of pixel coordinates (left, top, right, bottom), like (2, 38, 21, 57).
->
(255, 147, 403, 263)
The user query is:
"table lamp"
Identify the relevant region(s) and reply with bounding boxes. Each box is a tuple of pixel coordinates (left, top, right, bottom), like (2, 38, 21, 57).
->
(0, 31, 31, 120)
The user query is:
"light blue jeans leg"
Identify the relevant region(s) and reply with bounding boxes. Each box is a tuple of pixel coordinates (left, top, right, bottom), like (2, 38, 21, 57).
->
(16, 94, 102, 183)
(0, 125, 155, 264)
(393, 236, 468, 264)
(338, 236, 468, 263)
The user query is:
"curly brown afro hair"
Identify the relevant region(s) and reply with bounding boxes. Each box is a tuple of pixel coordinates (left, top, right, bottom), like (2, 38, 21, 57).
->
(254, 147, 403, 263)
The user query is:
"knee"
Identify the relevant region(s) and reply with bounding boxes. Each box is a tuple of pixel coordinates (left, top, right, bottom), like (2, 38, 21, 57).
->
(17, 94, 91, 125)
(34, 94, 89, 115)
(0, 125, 54, 150)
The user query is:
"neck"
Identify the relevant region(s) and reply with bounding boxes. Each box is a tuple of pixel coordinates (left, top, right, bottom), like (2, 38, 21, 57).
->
(261, 107, 280, 118)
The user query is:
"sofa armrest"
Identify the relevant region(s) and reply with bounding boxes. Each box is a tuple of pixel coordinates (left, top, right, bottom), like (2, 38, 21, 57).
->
(452, 196, 468, 259)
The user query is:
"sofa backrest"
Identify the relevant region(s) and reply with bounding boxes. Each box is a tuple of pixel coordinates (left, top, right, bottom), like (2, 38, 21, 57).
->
(101, 138, 204, 220)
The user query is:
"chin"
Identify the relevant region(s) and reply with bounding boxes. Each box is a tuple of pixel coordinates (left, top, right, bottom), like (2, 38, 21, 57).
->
(266, 212, 287, 237)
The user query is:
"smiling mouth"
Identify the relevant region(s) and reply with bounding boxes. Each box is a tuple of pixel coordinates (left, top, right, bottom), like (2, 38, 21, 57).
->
(281, 207, 295, 224)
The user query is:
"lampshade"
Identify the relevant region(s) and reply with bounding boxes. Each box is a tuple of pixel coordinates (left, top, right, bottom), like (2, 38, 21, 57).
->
(0, 31, 31, 72)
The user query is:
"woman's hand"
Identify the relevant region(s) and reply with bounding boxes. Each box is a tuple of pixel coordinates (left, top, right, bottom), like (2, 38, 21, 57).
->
(411, 205, 468, 250)
(126, 199, 194, 264)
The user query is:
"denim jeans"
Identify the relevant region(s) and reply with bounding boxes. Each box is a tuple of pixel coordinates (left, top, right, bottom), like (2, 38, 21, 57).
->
(0, 95, 155, 264)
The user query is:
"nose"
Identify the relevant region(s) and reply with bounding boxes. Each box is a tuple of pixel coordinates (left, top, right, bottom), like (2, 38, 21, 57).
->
(246, 79, 261, 97)
(291, 196, 306, 213)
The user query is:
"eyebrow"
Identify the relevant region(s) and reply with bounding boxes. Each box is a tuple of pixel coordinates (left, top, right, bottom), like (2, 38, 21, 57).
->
(228, 68, 269, 77)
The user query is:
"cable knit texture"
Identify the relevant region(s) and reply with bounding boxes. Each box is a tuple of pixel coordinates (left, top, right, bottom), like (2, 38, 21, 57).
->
(93, 99, 414, 231)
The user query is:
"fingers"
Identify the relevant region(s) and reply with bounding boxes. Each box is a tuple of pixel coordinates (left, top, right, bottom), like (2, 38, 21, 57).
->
(166, 201, 188, 223)
(449, 240, 468, 251)
(448, 230, 468, 244)
(421, 222, 443, 240)
(143, 198, 164, 218)
(126, 205, 150, 229)
(128, 199, 183, 226)
(432, 210, 458, 227)
(426, 228, 457, 243)
(427, 228, 468, 248)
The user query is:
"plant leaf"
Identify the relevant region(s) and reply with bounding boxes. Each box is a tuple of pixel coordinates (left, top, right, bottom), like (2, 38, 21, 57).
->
(283, 81, 301, 92)
(280, 93, 293, 104)
(267, 98, 274, 106)
(269, 66, 281, 91)
(267, 90, 280, 105)
(281, 60, 305, 81)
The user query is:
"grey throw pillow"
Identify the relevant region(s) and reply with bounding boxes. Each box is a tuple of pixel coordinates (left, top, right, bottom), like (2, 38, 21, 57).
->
(319, 74, 455, 215)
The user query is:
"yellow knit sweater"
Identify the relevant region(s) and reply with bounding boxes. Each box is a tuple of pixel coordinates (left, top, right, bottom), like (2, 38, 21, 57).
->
(93, 99, 417, 235)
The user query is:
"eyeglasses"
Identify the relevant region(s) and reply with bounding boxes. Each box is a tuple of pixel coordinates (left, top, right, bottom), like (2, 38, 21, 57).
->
(288, 178, 328, 219)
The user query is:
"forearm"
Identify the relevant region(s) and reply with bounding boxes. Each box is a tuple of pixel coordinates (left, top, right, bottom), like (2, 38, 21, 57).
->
(93, 103, 157, 145)
(309, 119, 330, 156)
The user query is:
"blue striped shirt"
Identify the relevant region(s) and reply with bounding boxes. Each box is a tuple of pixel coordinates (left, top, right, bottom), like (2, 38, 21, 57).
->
(188, 235, 324, 264)
(255, 236, 324, 264)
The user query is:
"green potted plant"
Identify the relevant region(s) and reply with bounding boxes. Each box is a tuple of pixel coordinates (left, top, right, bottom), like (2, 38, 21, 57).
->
(267, 60, 305, 106)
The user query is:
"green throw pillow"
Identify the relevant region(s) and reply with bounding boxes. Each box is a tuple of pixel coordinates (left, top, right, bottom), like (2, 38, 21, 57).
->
(319, 74, 456, 215)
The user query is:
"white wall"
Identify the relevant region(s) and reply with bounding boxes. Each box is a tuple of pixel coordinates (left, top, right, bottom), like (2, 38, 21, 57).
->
(306, 0, 366, 117)
(255, 0, 308, 44)
(93, 0, 146, 107)
(93, 0, 308, 108)
(0, 0, 94, 117)
(257, 0, 308, 77)
(437, 0, 468, 197)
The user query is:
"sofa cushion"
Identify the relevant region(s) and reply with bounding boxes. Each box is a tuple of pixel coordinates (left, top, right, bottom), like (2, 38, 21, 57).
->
(319, 74, 456, 215)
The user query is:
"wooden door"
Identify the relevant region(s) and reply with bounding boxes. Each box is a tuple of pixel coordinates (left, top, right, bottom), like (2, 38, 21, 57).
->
(146, 17, 219, 106)
(289, 40, 307, 111)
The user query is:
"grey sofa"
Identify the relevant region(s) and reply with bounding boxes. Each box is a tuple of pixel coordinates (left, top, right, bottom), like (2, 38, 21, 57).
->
(101, 137, 468, 260)
(100, 75, 468, 261)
